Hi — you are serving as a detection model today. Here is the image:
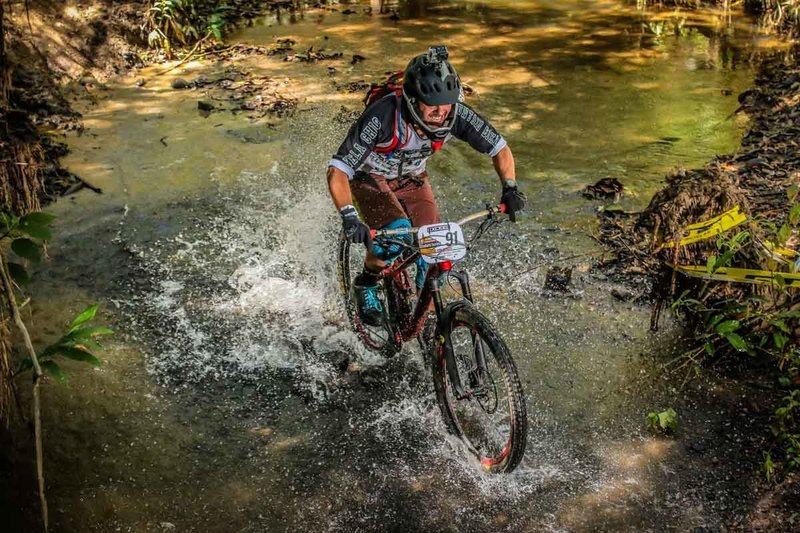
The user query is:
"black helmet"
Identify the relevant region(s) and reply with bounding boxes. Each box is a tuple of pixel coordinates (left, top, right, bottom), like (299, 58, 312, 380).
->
(402, 46, 463, 141)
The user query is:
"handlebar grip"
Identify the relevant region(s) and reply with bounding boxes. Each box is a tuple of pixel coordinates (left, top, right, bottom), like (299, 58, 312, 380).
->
(498, 203, 507, 213)
(370, 229, 377, 239)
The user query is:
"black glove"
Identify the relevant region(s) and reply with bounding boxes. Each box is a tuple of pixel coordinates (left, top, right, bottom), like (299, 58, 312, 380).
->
(500, 181, 527, 222)
(340, 205, 372, 248)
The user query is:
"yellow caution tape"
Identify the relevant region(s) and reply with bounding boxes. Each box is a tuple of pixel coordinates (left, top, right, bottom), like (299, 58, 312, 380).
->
(761, 240, 799, 259)
(662, 206, 747, 247)
(672, 264, 800, 287)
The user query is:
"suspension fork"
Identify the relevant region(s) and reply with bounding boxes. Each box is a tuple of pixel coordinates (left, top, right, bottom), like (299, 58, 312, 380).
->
(448, 270, 489, 381)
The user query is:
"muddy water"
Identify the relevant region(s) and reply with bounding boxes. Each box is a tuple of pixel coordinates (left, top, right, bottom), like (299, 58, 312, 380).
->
(19, 1, 792, 531)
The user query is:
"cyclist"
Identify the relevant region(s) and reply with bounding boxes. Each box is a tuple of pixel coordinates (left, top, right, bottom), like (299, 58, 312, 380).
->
(327, 46, 526, 326)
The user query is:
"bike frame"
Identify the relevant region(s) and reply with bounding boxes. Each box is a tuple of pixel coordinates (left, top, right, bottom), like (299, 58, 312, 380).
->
(371, 205, 505, 343)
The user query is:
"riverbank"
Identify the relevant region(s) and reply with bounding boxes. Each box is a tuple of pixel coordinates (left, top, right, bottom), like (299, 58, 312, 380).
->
(601, 47, 800, 529)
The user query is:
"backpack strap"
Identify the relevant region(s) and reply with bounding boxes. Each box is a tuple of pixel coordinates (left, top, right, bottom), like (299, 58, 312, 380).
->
(373, 94, 403, 154)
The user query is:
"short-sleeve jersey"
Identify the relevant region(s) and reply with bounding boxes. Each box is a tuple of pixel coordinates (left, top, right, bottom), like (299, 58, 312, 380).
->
(329, 95, 506, 180)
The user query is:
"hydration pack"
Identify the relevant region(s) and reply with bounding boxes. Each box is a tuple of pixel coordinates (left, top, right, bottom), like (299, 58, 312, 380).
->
(363, 70, 405, 108)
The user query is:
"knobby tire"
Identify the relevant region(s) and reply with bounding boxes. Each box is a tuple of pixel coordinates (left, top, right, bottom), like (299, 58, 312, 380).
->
(431, 303, 527, 473)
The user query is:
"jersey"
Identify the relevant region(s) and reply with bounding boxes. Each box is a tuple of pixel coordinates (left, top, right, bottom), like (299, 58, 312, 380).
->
(328, 94, 507, 180)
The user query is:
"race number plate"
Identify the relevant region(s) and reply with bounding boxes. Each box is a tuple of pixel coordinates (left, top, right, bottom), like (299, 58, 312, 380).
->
(417, 222, 467, 264)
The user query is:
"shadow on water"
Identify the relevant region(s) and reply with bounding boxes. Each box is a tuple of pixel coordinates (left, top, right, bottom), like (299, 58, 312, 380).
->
(11, 0, 795, 531)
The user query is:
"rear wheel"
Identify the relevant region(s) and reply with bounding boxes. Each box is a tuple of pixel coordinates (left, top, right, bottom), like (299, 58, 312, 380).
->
(337, 234, 401, 356)
(431, 303, 527, 473)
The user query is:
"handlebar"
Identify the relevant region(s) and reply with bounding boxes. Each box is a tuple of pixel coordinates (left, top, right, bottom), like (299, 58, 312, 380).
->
(369, 203, 507, 239)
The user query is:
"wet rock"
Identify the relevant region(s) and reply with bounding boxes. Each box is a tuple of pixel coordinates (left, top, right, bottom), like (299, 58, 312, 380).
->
(334, 79, 370, 93)
(123, 50, 145, 68)
(284, 47, 343, 62)
(583, 177, 624, 200)
(134, 78, 146, 87)
(611, 288, 634, 301)
(197, 101, 215, 114)
(544, 266, 572, 292)
(171, 78, 190, 89)
(327, 66, 337, 76)
(351, 54, 366, 64)
(342, 8, 357, 15)
(191, 77, 212, 87)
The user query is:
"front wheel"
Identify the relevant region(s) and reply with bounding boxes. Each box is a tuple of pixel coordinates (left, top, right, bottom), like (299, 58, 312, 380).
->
(431, 303, 528, 473)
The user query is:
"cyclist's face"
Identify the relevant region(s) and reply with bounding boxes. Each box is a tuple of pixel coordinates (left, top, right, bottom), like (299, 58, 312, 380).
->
(417, 102, 452, 126)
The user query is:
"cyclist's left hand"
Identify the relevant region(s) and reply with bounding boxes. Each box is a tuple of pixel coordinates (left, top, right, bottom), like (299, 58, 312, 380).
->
(500, 181, 527, 222)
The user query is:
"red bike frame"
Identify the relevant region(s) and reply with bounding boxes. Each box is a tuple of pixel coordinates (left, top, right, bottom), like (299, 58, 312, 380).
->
(369, 204, 507, 343)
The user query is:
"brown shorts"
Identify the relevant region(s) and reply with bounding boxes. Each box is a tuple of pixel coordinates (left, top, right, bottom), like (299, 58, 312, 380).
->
(350, 172, 441, 229)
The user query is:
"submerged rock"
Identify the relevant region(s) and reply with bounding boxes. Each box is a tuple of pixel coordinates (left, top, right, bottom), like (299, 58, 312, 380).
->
(171, 78, 190, 89)
(544, 266, 572, 292)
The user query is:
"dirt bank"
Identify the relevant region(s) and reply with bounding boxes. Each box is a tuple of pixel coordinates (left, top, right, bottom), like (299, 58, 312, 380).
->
(2, 0, 148, 206)
(599, 48, 800, 530)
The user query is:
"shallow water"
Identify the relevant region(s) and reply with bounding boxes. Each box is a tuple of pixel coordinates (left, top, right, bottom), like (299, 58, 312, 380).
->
(17, 0, 793, 530)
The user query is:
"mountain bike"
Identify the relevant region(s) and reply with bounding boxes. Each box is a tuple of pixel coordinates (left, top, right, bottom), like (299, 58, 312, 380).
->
(337, 203, 527, 473)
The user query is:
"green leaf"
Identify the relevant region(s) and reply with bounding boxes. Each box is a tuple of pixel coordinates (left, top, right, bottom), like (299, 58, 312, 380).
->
(726, 332, 748, 351)
(703, 341, 715, 357)
(41, 361, 67, 384)
(777, 224, 792, 245)
(790, 203, 800, 227)
(715, 320, 740, 335)
(7, 262, 30, 285)
(763, 451, 775, 481)
(706, 255, 717, 273)
(56, 347, 102, 368)
(773, 332, 788, 351)
(11, 238, 42, 263)
(657, 408, 678, 432)
(647, 408, 678, 433)
(772, 319, 791, 333)
(67, 325, 114, 340)
(18, 212, 55, 240)
(69, 304, 100, 332)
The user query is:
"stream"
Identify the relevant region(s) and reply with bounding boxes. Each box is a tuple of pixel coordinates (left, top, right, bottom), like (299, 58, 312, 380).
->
(17, 1, 794, 530)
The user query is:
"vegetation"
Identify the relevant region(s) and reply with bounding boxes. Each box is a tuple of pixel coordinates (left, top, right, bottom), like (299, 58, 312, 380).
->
(638, 1, 800, 35)
(749, 0, 800, 36)
(1, 209, 113, 531)
(145, 0, 271, 57)
(668, 197, 800, 477)
(647, 408, 679, 433)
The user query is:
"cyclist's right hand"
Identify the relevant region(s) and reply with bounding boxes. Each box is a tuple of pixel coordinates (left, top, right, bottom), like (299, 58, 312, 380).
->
(340, 205, 373, 248)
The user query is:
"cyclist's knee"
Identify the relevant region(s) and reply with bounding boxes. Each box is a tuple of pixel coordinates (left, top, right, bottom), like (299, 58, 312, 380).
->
(373, 218, 412, 261)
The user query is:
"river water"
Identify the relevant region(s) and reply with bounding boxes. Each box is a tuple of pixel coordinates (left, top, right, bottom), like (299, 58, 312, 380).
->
(16, 0, 793, 531)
